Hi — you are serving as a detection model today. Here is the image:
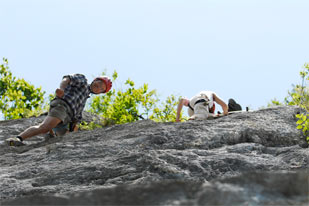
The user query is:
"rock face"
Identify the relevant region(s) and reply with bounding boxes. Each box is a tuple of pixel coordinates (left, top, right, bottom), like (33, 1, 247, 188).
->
(0, 106, 308, 205)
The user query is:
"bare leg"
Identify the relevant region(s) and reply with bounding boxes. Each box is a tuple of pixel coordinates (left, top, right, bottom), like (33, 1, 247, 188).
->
(19, 116, 62, 140)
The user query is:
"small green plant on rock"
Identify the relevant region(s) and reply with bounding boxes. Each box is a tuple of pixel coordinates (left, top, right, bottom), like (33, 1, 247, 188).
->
(79, 121, 103, 131)
(292, 64, 309, 143)
(268, 63, 309, 144)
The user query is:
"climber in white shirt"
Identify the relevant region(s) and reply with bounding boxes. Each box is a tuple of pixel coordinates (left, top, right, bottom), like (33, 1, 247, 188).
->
(176, 91, 231, 122)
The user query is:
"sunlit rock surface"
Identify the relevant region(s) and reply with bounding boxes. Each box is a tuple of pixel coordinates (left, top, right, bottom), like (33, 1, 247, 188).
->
(1, 106, 308, 205)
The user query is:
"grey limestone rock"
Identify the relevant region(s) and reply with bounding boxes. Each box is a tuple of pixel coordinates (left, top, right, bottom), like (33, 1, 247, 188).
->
(0, 106, 308, 205)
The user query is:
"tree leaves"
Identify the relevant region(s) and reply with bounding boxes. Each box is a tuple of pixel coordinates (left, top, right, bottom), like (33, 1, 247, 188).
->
(292, 63, 309, 142)
(269, 63, 309, 143)
(0, 58, 46, 119)
(0, 59, 182, 124)
(87, 70, 181, 124)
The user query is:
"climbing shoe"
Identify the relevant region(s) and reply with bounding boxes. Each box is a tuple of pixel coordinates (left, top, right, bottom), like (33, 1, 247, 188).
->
(5, 137, 25, 147)
(228, 98, 242, 112)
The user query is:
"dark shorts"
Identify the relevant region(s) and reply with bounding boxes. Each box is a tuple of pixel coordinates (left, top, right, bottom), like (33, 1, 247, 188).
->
(48, 99, 73, 125)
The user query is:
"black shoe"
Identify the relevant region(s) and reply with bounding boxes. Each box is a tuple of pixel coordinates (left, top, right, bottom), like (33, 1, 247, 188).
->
(228, 98, 242, 112)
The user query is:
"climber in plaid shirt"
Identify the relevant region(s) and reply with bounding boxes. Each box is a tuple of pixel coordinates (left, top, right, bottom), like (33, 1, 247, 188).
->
(6, 74, 112, 146)
(61, 74, 94, 122)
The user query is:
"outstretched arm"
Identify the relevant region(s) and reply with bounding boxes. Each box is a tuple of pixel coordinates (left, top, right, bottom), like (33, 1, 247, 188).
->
(55, 77, 70, 98)
(176, 98, 189, 122)
(213, 93, 228, 115)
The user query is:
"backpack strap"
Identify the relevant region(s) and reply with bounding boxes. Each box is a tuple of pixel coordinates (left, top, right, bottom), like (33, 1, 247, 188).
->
(188, 103, 194, 111)
(188, 99, 208, 112)
(195, 99, 207, 105)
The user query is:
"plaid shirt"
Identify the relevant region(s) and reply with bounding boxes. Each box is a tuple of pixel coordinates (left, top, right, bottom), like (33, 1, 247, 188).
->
(61, 74, 91, 122)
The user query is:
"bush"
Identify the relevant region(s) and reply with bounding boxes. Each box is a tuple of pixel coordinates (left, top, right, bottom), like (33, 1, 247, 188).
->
(87, 71, 181, 124)
(0, 59, 182, 125)
(270, 63, 309, 143)
(79, 121, 103, 131)
(0, 58, 46, 119)
(291, 64, 309, 143)
(150, 94, 181, 122)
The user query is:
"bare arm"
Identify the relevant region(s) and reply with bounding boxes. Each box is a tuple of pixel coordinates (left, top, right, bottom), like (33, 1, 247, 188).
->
(213, 93, 228, 115)
(56, 77, 70, 98)
(176, 98, 188, 122)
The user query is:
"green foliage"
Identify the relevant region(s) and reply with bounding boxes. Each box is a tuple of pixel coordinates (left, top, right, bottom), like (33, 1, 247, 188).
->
(292, 63, 309, 142)
(88, 71, 181, 124)
(150, 95, 181, 122)
(286, 65, 309, 108)
(267, 98, 283, 107)
(270, 64, 308, 142)
(79, 121, 103, 131)
(268, 63, 309, 143)
(0, 58, 181, 125)
(0, 58, 46, 119)
(296, 113, 309, 142)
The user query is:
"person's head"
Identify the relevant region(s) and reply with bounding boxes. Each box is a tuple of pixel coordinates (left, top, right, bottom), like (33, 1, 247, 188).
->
(90, 76, 112, 94)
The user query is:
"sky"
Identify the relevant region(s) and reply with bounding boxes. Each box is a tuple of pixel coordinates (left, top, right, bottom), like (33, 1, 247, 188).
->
(0, 0, 308, 114)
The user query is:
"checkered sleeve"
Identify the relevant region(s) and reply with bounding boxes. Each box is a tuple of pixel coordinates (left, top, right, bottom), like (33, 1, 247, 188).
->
(63, 74, 87, 87)
(76, 113, 82, 122)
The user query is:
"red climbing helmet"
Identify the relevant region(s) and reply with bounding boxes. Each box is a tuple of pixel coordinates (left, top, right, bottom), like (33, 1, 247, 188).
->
(94, 76, 112, 93)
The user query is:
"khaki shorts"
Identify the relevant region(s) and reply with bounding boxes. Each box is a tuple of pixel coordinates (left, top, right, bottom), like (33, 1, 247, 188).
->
(48, 99, 73, 125)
